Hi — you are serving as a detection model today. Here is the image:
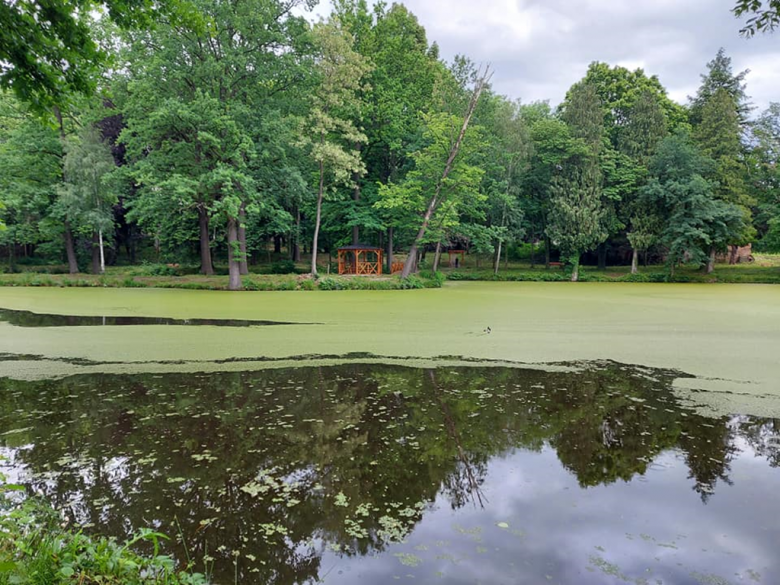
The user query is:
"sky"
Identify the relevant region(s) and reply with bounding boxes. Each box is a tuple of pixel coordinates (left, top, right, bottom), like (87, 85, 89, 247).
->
(304, 0, 780, 114)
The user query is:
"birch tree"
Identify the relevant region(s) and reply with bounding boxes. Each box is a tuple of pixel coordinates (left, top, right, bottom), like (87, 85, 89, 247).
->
(301, 19, 371, 277)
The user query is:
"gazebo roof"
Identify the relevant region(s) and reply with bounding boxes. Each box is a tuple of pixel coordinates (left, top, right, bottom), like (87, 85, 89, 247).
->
(337, 243, 383, 251)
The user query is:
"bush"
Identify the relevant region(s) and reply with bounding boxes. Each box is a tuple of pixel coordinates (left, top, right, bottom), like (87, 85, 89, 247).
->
(317, 277, 344, 291)
(418, 270, 446, 288)
(0, 502, 209, 584)
(268, 260, 297, 274)
(399, 275, 426, 289)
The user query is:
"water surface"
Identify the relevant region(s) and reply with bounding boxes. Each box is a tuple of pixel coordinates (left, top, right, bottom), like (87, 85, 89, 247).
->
(1, 362, 777, 584)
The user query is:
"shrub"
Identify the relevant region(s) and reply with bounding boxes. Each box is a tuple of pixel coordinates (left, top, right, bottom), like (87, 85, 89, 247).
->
(268, 260, 297, 274)
(317, 277, 344, 291)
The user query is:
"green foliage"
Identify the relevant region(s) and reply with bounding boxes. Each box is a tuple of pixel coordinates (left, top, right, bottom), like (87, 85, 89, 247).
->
(642, 132, 745, 272)
(268, 260, 297, 274)
(548, 82, 608, 279)
(688, 48, 751, 125)
(0, 0, 167, 109)
(0, 498, 208, 584)
(564, 62, 686, 147)
(734, 0, 780, 35)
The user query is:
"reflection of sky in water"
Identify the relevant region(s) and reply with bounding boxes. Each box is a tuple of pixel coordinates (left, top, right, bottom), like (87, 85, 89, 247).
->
(321, 447, 779, 584)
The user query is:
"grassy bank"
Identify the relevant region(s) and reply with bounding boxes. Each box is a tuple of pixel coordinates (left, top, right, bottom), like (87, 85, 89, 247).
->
(0, 481, 208, 584)
(1, 256, 779, 289)
(0, 270, 445, 291)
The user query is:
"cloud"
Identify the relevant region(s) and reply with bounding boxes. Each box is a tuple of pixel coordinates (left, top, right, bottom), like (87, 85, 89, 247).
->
(305, 0, 779, 113)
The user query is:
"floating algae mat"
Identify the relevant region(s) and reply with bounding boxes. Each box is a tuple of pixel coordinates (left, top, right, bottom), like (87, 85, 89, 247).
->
(1, 362, 778, 584)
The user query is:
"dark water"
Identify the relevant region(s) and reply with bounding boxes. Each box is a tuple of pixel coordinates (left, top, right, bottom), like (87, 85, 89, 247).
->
(0, 308, 300, 327)
(0, 362, 778, 584)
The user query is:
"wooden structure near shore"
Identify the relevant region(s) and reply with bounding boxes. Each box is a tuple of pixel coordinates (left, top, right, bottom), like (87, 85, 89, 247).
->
(337, 244, 383, 275)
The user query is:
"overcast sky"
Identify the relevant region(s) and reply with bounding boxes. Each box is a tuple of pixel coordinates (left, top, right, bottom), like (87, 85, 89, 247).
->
(306, 0, 779, 114)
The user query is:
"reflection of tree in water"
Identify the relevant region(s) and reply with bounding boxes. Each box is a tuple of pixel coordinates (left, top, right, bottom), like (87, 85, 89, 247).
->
(0, 361, 773, 583)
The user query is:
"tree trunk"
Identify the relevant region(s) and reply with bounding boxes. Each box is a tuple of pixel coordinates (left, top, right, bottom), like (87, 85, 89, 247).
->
(98, 229, 105, 274)
(274, 235, 282, 255)
(570, 256, 580, 282)
(227, 218, 242, 291)
(293, 209, 302, 262)
(387, 227, 394, 273)
(494, 240, 502, 275)
(352, 143, 362, 246)
(706, 247, 716, 274)
(91, 231, 101, 275)
(631, 248, 639, 275)
(432, 241, 442, 272)
(728, 245, 738, 265)
(198, 206, 214, 275)
(8, 243, 16, 273)
(311, 162, 325, 277)
(401, 67, 491, 279)
(544, 236, 550, 269)
(238, 203, 249, 275)
(597, 243, 607, 270)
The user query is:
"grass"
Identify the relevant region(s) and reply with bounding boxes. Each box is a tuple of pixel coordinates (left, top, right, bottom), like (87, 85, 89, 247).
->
(0, 255, 778, 290)
(0, 268, 444, 291)
(0, 478, 209, 585)
(442, 253, 780, 284)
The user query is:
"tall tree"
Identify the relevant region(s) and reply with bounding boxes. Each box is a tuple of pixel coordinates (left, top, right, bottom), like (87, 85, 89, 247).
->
(571, 62, 686, 148)
(642, 133, 743, 276)
(385, 67, 490, 278)
(748, 103, 780, 251)
(58, 125, 117, 274)
(689, 48, 751, 126)
(551, 81, 608, 280)
(0, 93, 62, 270)
(118, 0, 313, 287)
(694, 87, 754, 269)
(619, 90, 669, 273)
(300, 19, 371, 277)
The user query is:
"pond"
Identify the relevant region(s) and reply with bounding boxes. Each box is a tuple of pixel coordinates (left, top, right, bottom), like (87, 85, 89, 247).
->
(1, 362, 778, 584)
(1, 284, 779, 584)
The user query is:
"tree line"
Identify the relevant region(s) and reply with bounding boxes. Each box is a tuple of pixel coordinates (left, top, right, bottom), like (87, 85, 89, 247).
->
(0, 0, 779, 287)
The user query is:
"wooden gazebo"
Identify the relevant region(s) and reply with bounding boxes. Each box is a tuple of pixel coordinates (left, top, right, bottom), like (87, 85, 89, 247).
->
(337, 244, 383, 275)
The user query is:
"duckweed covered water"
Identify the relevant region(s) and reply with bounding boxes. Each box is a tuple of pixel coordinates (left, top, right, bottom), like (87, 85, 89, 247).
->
(0, 283, 779, 416)
(1, 362, 778, 584)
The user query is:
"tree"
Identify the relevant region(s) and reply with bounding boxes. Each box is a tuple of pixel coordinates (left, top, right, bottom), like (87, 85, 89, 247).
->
(334, 1, 440, 266)
(642, 133, 744, 276)
(118, 0, 313, 287)
(568, 62, 685, 148)
(0, 0, 170, 109)
(391, 67, 490, 278)
(689, 48, 751, 126)
(0, 93, 62, 270)
(550, 81, 608, 281)
(546, 160, 606, 282)
(748, 103, 780, 251)
(694, 88, 754, 269)
(733, 0, 780, 35)
(300, 19, 371, 277)
(618, 90, 669, 273)
(376, 110, 486, 274)
(57, 125, 117, 274)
